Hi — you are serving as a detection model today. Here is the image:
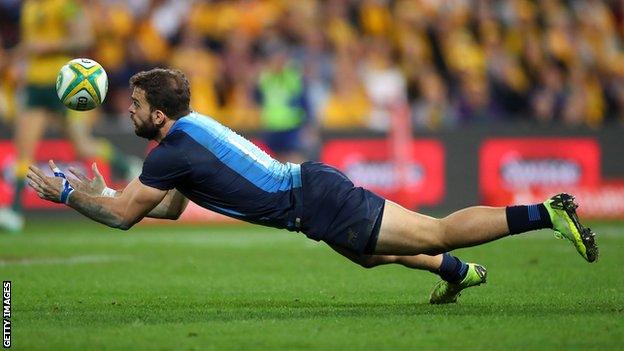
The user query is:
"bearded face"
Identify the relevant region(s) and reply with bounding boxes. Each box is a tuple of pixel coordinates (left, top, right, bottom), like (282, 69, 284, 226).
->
(128, 88, 161, 140)
(133, 116, 160, 140)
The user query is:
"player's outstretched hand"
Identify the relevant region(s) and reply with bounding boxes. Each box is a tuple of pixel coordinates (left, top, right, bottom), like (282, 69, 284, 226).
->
(26, 160, 66, 203)
(68, 162, 106, 196)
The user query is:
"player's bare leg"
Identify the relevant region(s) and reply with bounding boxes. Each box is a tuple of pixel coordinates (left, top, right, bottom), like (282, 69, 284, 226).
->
(376, 198, 596, 260)
(374, 197, 596, 303)
(373, 201, 510, 304)
(0, 108, 48, 232)
(373, 201, 512, 304)
(328, 244, 442, 271)
(65, 109, 100, 158)
(329, 238, 485, 304)
(375, 200, 509, 256)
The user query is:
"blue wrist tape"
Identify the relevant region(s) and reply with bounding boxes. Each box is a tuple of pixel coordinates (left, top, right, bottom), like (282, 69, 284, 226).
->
(60, 179, 74, 204)
(53, 167, 74, 204)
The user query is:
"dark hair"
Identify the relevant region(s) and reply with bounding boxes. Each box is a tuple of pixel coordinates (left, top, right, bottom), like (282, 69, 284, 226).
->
(129, 68, 191, 120)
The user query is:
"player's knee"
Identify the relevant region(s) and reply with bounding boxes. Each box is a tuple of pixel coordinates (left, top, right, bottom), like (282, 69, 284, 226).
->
(358, 255, 397, 269)
(409, 218, 452, 256)
(431, 217, 454, 253)
(357, 256, 377, 268)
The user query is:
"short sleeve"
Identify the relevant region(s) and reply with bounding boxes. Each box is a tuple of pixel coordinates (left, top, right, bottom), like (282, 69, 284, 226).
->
(139, 144, 190, 190)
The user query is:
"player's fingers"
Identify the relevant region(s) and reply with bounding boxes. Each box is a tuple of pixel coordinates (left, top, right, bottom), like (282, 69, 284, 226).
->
(27, 166, 47, 181)
(48, 159, 58, 172)
(26, 172, 48, 191)
(26, 171, 40, 183)
(29, 180, 45, 198)
(27, 179, 44, 193)
(27, 180, 44, 198)
(68, 167, 88, 182)
(92, 162, 103, 179)
(26, 175, 49, 200)
(28, 168, 59, 190)
(65, 177, 80, 190)
(27, 178, 38, 190)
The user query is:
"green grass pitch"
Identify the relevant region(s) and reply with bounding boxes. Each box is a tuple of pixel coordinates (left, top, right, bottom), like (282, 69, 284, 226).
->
(2, 218, 623, 350)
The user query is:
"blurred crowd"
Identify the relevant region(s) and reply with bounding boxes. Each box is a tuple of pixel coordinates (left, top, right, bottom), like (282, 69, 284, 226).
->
(1, 0, 624, 132)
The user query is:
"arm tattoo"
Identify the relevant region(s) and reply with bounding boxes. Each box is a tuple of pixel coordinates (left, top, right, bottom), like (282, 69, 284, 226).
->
(67, 190, 126, 229)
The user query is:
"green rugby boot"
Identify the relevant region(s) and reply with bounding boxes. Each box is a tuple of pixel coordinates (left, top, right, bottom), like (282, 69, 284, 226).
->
(544, 193, 598, 263)
(429, 263, 487, 304)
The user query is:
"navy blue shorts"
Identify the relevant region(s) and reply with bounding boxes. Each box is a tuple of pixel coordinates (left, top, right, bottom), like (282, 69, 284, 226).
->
(298, 162, 385, 255)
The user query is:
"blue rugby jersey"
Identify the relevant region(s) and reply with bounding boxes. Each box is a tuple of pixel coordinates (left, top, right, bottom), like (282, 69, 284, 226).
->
(139, 112, 302, 230)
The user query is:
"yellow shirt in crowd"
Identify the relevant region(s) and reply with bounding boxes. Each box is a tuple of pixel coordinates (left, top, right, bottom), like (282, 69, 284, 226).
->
(21, 0, 78, 85)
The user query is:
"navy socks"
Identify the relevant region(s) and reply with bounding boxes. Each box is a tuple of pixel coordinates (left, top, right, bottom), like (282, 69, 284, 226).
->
(438, 253, 469, 283)
(506, 204, 552, 234)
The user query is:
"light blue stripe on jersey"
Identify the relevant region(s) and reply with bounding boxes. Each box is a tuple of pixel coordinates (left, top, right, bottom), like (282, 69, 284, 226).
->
(207, 203, 245, 217)
(169, 112, 301, 192)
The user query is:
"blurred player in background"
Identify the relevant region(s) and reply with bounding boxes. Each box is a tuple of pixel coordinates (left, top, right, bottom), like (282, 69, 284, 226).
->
(27, 69, 598, 304)
(255, 38, 310, 163)
(0, 0, 140, 233)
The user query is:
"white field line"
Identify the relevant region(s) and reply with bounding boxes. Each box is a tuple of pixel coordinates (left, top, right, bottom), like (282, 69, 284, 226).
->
(28, 230, 315, 248)
(0, 254, 132, 267)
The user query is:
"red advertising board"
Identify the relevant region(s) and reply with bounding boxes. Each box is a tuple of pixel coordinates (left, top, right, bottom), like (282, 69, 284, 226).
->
(0, 140, 111, 209)
(321, 139, 445, 208)
(479, 137, 601, 206)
